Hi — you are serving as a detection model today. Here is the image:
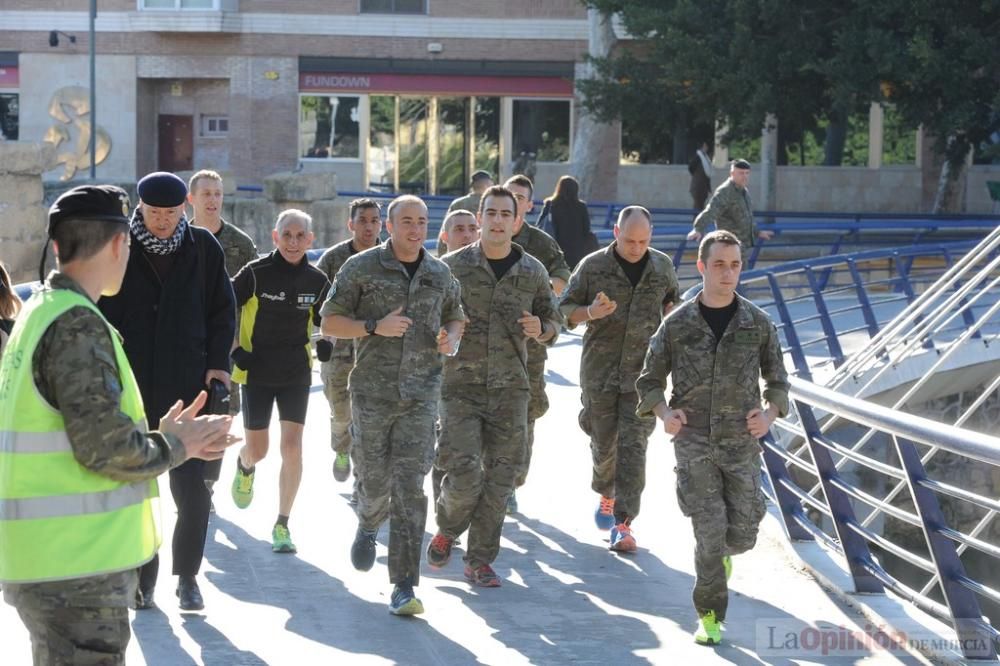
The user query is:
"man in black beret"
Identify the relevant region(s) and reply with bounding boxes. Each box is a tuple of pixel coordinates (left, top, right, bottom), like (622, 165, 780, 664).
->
(688, 159, 773, 258)
(99, 172, 236, 612)
(0, 185, 235, 663)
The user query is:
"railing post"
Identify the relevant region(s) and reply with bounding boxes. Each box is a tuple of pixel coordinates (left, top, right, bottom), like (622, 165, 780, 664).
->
(804, 267, 845, 367)
(759, 434, 815, 541)
(766, 273, 812, 380)
(796, 402, 884, 594)
(846, 258, 882, 341)
(892, 435, 997, 660)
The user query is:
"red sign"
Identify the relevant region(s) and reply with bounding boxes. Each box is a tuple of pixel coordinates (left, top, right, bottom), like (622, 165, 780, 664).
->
(0, 66, 18, 87)
(299, 72, 573, 97)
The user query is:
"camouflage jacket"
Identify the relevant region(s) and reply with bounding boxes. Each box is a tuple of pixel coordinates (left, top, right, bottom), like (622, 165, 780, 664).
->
(29, 272, 185, 481)
(560, 244, 679, 395)
(210, 219, 258, 277)
(442, 243, 561, 393)
(448, 191, 483, 214)
(512, 223, 572, 284)
(316, 238, 361, 360)
(636, 293, 789, 441)
(692, 178, 757, 248)
(320, 240, 465, 401)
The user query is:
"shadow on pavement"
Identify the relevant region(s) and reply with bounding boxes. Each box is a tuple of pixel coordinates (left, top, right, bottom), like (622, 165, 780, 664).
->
(204, 516, 482, 665)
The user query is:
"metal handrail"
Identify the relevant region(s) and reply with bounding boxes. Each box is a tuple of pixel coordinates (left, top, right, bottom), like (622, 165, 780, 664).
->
(763, 377, 1000, 660)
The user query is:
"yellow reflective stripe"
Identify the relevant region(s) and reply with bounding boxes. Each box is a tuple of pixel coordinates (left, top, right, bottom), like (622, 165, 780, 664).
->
(0, 481, 151, 521)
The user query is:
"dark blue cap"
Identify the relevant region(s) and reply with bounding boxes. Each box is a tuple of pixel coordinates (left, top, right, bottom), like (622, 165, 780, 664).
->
(137, 171, 188, 208)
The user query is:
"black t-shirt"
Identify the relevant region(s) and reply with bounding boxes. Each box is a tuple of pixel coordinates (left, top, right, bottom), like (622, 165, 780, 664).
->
(487, 247, 522, 281)
(614, 249, 650, 288)
(699, 297, 738, 343)
(401, 252, 424, 280)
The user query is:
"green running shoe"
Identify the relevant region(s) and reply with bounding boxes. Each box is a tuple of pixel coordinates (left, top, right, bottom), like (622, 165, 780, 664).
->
(694, 610, 722, 646)
(723, 554, 733, 581)
(231, 463, 254, 509)
(333, 452, 351, 482)
(272, 524, 297, 553)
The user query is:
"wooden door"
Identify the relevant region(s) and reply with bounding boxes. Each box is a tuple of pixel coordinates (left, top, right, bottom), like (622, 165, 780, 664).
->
(157, 114, 193, 172)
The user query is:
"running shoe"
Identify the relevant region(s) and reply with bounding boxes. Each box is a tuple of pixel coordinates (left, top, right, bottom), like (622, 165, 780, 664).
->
(351, 526, 377, 571)
(609, 522, 637, 553)
(694, 610, 722, 646)
(464, 564, 502, 588)
(389, 583, 424, 616)
(426, 533, 454, 569)
(272, 524, 297, 554)
(231, 463, 254, 509)
(333, 452, 351, 482)
(594, 496, 615, 530)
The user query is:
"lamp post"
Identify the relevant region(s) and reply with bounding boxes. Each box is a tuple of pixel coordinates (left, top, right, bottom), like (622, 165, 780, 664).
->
(89, 0, 96, 180)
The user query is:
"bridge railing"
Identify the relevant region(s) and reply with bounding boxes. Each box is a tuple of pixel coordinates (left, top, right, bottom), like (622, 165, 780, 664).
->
(763, 376, 1000, 661)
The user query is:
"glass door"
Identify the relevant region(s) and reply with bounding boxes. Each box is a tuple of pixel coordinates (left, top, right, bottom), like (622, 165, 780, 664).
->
(397, 97, 429, 194)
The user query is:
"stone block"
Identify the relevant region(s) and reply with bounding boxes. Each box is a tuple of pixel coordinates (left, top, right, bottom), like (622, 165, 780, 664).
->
(0, 143, 56, 176)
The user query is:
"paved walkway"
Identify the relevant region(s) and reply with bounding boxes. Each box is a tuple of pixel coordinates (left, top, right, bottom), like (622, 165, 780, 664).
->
(3, 331, 931, 664)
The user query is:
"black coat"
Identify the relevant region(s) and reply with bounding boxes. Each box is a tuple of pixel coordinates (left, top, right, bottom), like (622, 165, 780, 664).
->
(99, 223, 236, 428)
(548, 199, 593, 269)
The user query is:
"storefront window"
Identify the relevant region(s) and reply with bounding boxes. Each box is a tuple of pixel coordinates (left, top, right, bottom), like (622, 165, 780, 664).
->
(512, 99, 570, 162)
(368, 95, 396, 190)
(299, 95, 360, 159)
(0, 93, 17, 141)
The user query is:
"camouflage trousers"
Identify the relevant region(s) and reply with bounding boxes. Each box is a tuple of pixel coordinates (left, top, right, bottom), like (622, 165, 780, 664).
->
(4, 569, 136, 665)
(579, 390, 656, 523)
(674, 434, 766, 621)
(351, 393, 436, 585)
(514, 342, 550, 488)
(435, 387, 528, 568)
(322, 355, 354, 456)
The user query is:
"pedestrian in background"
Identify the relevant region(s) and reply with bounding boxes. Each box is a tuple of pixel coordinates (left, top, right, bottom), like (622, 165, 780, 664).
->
(688, 142, 713, 216)
(0, 261, 21, 357)
(538, 175, 595, 270)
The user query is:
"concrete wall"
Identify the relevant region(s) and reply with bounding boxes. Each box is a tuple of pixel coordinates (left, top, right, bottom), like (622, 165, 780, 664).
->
(612, 163, 1000, 213)
(20, 53, 137, 183)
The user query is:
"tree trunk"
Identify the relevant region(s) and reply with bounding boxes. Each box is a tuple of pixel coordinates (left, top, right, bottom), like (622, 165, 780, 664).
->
(571, 8, 620, 202)
(931, 158, 968, 214)
(760, 113, 779, 214)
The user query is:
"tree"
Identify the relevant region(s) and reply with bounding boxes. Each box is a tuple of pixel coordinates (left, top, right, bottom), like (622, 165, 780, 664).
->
(859, 1, 1000, 212)
(579, 0, 1000, 211)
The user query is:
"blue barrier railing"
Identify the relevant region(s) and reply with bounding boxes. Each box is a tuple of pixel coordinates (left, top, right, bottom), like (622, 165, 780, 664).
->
(765, 376, 1000, 661)
(753, 230, 1000, 660)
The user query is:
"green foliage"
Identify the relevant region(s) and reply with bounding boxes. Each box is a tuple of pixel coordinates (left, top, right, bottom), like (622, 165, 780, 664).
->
(580, 0, 998, 169)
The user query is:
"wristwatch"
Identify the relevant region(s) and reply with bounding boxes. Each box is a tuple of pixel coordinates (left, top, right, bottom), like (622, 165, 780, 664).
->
(364, 318, 378, 336)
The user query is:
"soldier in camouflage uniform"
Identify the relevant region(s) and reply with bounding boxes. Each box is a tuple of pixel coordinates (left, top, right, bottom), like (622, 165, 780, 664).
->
(687, 159, 773, 257)
(439, 170, 493, 254)
(503, 175, 572, 513)
(426, 186, 561, 587)
(188, 169, 258, 500)
(0, 185, 233, 665)
(434, 209, 478, 259)
(315, 198, 383, 484)
(560, 206, 679, 552)
(635, 230, 789, 646)
(320, 194, 465, 616)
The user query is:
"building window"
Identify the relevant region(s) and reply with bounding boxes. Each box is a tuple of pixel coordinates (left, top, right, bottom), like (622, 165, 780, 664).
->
(512, 99, 571, 162)
(201, 115, 228, 137)
(139, 0, 218, 9)
(360, 0, 427, 15)
(299, 95, 361, 159)
(0, 93, 17, 141)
